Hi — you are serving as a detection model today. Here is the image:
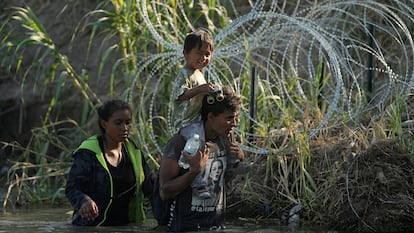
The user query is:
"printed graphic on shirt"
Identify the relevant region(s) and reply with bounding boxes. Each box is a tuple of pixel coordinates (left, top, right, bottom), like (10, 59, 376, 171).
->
(191, 145, 226, 212)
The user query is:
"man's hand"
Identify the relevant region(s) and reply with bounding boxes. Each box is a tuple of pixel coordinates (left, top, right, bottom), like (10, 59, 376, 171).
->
(183, 144, 210, 174)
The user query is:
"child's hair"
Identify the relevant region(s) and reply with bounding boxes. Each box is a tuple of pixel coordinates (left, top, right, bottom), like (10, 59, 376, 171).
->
(97, 100, 131, 133)
(183, 29, 214, 52)
(201, 86, 241, 121)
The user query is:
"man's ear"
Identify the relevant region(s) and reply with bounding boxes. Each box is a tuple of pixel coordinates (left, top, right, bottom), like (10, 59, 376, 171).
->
(207, 112, 215, 121)
(100, 119, 107, 130)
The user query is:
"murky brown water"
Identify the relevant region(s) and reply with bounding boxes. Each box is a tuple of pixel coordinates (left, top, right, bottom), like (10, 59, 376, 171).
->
(0, 206, 336, 233)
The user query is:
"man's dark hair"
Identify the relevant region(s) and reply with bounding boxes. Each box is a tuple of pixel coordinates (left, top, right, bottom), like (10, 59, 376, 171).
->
(201, 85, 241, 121)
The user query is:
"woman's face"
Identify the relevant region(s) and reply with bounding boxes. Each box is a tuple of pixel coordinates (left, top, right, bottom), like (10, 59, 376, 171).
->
(210, 160, 223, 181)
(101, 109, 132, 143)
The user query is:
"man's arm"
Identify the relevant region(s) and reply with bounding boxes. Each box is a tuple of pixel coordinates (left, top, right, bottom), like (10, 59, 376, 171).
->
(159, 135, 209, 200)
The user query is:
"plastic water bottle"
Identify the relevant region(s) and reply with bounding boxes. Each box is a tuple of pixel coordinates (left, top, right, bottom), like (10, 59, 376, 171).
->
(178, 134, 201, 169)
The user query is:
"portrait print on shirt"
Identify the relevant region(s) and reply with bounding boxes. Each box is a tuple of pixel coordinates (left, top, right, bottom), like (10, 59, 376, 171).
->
(190, 141, 226, 212)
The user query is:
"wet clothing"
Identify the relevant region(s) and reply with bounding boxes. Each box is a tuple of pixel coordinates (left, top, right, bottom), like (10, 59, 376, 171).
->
(102, 146, 135, 225)
(65, 135, 153, 226)
(172, 68, 207, 132)
(163, 122, 229, 232)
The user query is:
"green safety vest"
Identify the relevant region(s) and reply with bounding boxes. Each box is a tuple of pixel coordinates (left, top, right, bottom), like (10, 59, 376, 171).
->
(76, 135, 146, 225)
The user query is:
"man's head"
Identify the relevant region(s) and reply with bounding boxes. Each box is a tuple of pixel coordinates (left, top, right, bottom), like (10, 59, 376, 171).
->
(183, 29, 214, 71)
(201, 86, 241, 137)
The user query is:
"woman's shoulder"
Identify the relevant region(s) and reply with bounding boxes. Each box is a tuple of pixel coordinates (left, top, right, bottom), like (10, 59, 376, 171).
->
(72, 135, 102, 159)
(73, 148, 97, 159)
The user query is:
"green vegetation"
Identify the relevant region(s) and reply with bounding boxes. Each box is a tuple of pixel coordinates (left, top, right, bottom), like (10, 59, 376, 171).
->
(1, 0, 413, 231)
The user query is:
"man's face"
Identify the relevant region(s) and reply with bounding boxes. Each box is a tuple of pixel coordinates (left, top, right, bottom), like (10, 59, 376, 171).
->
(209, 109, 239, 137)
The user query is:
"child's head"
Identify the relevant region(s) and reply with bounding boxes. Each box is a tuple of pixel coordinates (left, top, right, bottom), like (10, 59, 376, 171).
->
(184, 29, 214, 52)
(183, 29, 214, 71)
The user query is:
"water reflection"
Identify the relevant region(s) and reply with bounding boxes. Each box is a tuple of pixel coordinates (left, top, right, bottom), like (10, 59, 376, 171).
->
(0, 207, 335, 233)
(0, 207, 155, 233)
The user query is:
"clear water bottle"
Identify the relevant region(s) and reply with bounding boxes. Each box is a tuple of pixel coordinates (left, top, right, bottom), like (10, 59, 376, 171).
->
(178, 134, 201, 169)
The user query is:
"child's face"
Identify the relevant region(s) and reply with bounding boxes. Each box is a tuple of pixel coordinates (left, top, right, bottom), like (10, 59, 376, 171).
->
(184, 43, 212, 70)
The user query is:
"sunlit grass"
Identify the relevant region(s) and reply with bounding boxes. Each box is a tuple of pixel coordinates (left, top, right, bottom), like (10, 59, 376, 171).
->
(2, 119, 84, 209)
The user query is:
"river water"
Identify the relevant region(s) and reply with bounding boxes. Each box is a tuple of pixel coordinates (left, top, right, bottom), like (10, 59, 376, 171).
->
(0, 206, 337, 233)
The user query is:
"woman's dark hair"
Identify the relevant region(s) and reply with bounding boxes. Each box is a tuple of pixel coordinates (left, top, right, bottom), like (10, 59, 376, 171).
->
(201, 85, 241, 121)
(97, 99, 131, 133)
(183, 29, 214, 52)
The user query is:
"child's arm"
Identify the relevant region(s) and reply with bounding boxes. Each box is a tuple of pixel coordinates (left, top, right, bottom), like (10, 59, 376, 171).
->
(177, 83, 214, 101)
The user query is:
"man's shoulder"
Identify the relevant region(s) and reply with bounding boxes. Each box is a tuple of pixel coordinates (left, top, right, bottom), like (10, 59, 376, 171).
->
(165, 133, 186, 150)
(169, 133, 185, 143)
(164, 133, 186, 160)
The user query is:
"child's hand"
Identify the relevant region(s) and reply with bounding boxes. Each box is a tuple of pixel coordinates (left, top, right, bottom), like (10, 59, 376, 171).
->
(197, 83, 215, 94)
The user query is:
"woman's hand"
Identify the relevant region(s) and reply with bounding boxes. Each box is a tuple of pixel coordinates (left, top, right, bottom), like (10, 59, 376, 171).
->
(79, 199, 99, 221)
